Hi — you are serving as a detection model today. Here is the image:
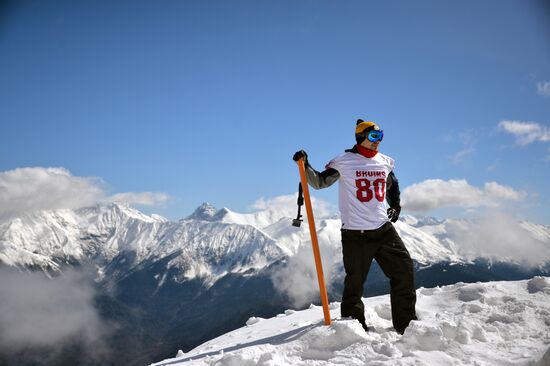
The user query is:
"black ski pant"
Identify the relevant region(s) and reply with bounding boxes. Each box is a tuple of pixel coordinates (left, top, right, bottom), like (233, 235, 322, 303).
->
(340, 222, 417, 333)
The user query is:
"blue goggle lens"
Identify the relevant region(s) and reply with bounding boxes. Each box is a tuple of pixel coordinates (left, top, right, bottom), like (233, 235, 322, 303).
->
(367, 130, 384, 142)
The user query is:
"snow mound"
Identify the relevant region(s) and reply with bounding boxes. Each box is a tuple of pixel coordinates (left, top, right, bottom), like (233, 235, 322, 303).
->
(457, 282, 487, 302)
(528, 276, 550, 294)
(152, 278, 550, 366)
(245, 317, 264, 326)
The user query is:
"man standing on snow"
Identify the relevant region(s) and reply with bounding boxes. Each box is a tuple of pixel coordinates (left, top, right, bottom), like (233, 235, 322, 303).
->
(293, 119, 417, 334)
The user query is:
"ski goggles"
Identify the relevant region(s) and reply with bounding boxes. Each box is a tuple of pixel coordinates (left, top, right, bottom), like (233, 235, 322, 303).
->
(366, 129, 384, 142)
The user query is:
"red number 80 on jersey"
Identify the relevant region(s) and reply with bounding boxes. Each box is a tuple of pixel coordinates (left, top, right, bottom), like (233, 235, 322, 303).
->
(355, 178, 386, 203)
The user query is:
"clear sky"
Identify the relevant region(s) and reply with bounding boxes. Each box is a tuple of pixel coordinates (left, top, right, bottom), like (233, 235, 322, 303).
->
(1, 0, 549, 223)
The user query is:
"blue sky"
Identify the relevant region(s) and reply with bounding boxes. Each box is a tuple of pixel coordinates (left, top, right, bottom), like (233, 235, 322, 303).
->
(1, 0, 549, 223)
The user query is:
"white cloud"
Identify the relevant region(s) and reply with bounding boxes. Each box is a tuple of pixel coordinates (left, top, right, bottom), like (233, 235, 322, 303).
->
(250, 194, 338, 307)
(0, 267, 109, 353)
(451, 147, 475, 164)
(270, 243, 334, 308)
(498, 120, 550, 145)
(401, 179, 526, 212)
(110, 192, 170, 206)
(249, 193, 335, 219)
(537, 81, 550, 97)
(0, 167, 105, 221)
(0, 167, 170, 222)
(450, 130, 476, 164)
(446, 210, 550, 268)
(269, 221, 341, 308)
(483, 181, 525, 201)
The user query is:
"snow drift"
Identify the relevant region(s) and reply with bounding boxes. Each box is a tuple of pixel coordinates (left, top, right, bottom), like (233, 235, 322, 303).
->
(153, 277, 550, 366)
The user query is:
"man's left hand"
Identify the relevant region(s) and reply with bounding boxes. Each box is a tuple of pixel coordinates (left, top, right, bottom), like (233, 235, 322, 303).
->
(387, 207, 401, 223)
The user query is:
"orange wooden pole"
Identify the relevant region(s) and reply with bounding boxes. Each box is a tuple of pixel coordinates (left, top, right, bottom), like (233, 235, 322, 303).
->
(296, 158, 332, 326)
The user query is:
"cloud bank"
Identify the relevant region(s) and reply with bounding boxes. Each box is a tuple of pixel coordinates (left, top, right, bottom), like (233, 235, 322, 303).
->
(271, 234, 340, 308)
(445, 210, 550, 268)
(401, 179, 526, 212)
(0, 267, 108, 352)
(0, 167, 169, 222)
(256, 194, 338, 307)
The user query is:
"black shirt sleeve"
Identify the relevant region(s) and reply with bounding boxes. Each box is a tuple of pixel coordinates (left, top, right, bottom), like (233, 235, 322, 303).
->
(386, 171, 401, 208)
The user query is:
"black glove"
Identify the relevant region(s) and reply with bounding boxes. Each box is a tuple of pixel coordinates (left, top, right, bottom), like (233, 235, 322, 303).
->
(293, 150, 308, 162)
(387, 206, 401, 223)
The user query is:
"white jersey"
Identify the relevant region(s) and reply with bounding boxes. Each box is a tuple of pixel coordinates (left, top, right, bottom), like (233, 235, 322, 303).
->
(327, 152, 394, 230)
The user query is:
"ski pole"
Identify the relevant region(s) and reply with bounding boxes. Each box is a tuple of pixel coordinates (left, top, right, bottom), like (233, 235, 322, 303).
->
(295, 158, 331, 326)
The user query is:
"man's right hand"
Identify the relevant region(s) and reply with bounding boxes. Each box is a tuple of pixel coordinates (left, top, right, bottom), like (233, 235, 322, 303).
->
(293, 150, 308, 162)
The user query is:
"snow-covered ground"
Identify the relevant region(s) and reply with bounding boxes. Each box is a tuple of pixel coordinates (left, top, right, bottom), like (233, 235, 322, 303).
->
(152, 277, 550, 366)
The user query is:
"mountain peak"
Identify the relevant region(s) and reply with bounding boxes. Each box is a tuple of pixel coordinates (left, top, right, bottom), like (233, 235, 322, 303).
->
(186, 202, 218, 221)
(101, 202, 162, 223)
(401, 214, 442, 227)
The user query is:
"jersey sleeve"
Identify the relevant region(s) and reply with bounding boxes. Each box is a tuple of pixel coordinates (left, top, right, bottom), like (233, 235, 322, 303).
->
(379, 153, 395, 172)
(388, 156, 395, 171)
(326, 154, 343, 171)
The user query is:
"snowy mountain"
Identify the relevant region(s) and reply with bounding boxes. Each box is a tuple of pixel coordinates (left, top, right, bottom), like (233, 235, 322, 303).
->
(0, 202, 287, 282)
(152, 277, 550, 366)
(2, 202, 549, 281)
(1, 202, 549, 366)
